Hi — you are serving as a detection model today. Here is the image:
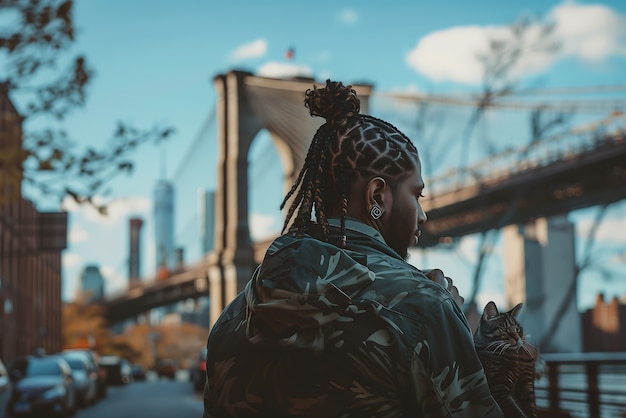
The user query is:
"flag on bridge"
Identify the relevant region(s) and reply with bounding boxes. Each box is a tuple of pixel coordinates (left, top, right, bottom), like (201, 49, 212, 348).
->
(285, 47, 295, 60)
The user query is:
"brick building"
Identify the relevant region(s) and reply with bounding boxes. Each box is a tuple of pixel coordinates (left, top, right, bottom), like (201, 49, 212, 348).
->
(582, 293, 626, 352)
(0, 88, 67, 363)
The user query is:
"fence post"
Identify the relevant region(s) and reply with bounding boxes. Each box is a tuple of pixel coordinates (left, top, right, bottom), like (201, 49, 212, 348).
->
(586, 362, 600, 418)
(548, 362, 560, 410)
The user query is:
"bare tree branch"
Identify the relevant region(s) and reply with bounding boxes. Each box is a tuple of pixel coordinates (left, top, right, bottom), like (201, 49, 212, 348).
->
(459, 16, 562, 307)
(0, 0, 174, 209)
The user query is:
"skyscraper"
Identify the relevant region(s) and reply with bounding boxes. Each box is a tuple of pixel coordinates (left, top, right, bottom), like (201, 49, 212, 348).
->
(128, 217, 143, 287)
(154, 179, 176, 273)
(199, 189, 215, 255)
(79, 264, 105, 303)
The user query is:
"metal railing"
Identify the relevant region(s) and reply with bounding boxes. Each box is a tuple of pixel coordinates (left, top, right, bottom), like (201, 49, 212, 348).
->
(425, 114, 626, 196)
(535, 352, 626, 418)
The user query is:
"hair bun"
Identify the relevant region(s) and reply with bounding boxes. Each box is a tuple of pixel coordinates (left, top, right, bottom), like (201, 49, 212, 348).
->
(304, 80, 360, 129)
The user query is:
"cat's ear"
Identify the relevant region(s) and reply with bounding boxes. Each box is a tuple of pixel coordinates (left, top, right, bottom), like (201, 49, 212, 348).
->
(483, 301, 499, 321)
(510, 303, 523, 318)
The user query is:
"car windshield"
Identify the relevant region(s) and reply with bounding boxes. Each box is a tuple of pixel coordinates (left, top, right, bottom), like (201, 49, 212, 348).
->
(99, 356, 120, 365)
(26, 359, 61, 377)
(64, 358, 85, 371)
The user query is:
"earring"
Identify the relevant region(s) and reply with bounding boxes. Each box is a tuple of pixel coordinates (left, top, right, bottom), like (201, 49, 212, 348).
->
(370, 205, 384, 220)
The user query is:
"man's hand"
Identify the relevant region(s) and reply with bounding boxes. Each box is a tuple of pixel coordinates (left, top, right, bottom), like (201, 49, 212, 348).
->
(423, 268, 465, 308)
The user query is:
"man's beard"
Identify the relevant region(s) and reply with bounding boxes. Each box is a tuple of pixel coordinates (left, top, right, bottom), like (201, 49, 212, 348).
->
(390, 242, 409, 261)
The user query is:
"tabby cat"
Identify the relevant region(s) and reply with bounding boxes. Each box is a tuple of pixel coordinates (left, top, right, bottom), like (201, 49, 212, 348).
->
(474, 301, 539, 418)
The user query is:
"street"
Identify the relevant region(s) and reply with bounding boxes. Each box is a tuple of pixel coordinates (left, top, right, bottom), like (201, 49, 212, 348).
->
(75, 371, 203, 418)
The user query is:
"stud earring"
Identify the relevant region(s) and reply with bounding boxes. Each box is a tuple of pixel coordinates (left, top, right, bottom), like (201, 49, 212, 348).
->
(370, 205, 384, 220)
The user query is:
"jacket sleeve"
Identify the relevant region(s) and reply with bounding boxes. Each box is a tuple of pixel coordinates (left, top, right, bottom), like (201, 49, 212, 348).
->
(409, 297, 504, 417)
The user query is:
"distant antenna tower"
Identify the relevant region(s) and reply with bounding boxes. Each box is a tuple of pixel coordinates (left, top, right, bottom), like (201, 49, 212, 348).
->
(160, 139, 167, 180)
(128, 217, 144, 286)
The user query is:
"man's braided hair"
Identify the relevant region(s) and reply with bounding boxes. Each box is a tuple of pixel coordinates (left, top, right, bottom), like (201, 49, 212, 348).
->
(280, 80, 420, 246)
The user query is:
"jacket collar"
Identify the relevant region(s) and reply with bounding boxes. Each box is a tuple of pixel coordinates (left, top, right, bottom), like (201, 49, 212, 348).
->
(327, 217, 387, 245)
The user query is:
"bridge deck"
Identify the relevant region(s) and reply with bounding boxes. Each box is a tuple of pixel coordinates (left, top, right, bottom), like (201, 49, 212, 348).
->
(418, 132, 626, 246)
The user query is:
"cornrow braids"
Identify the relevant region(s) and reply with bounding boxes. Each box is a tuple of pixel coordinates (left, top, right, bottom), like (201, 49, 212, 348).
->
(281, 80, 420, 246)
(362, 114, 418, 154)
(312, 135, 330, 238)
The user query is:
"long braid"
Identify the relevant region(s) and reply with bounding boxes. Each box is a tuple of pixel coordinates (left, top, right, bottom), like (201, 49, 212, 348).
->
(280, 131, 318, 212)
(313, 136, 330, 238)
(295, 132, 323, 233)
(340, 168, 349, 248)
(281, 171, 307, 234)
(334, 127, 356, 248)
(295, 172, 314, 233)
(280, 128, 324, 234)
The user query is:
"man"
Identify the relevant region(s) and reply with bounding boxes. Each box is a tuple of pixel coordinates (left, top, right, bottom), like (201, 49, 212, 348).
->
(204, 80, 503, 417)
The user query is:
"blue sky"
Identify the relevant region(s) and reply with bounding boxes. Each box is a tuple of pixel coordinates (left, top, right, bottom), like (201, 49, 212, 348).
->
(15, 0, 626, 309)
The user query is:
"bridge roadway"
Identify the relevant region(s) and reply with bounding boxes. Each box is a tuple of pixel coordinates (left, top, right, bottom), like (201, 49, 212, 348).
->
(104, 131, 626, 325)
(418, 130, 626, 246)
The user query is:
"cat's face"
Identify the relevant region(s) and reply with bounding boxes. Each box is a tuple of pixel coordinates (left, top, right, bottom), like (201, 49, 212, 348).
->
(475, 301, 525, 352)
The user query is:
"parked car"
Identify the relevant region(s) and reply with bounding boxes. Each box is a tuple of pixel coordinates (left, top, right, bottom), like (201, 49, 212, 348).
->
(60, 353, 97, 406)
(0, 358, 13, 418)
(99, 356, 132, 385)
(63, 349, 107, 398)
(155, 359, 178, 380)
(7, 355, 76, 417)
(130, 365, 146, 381)
(189, 347, 207, 392)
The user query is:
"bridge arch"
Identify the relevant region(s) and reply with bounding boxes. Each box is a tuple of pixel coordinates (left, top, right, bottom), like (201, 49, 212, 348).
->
(208, 71, 373, 321)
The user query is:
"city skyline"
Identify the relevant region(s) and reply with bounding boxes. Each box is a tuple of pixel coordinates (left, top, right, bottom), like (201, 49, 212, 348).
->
(20, 0, 624, 308)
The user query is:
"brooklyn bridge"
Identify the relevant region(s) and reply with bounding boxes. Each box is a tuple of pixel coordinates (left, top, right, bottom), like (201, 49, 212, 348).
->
(103, 72, 626, 333)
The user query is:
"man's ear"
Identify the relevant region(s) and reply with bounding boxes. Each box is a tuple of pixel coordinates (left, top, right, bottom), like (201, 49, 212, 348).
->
(366, 177, 389, 209)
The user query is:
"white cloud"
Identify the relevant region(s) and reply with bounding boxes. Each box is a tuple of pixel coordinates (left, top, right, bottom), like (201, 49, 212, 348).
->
(101, 264, 127, 297)
(61, 197, 81, 212)
(576, 216, 626, 243)
(338, 9, 358, 25)
(406, 1, 626, 85)
(406, 25, 503, 84)
(550, 1, 626, 61)
(68, 225, 89, 243)
(62, 195, 151, 225)
(62, 252, 81, 268)
(406, 24, 557, 85)
(249, 212, 280, 241)
(229, 39, 267, 61)
(145, 236, 156, 278)
(256, 61, 313, 79)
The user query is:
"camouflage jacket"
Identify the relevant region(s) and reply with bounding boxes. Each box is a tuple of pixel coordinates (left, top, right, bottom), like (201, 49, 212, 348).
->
(204, 219, 503, 417)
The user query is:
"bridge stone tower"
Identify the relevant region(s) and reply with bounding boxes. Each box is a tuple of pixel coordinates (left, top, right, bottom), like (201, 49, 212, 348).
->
(208, 71, 373, 323)
(503, 215, 582, 353)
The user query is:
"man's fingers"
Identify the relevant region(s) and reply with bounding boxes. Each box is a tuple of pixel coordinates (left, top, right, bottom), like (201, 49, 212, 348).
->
(445, 276, 464, 307)
(424, 269, 464, 307)
(424, 269, 446, 286)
